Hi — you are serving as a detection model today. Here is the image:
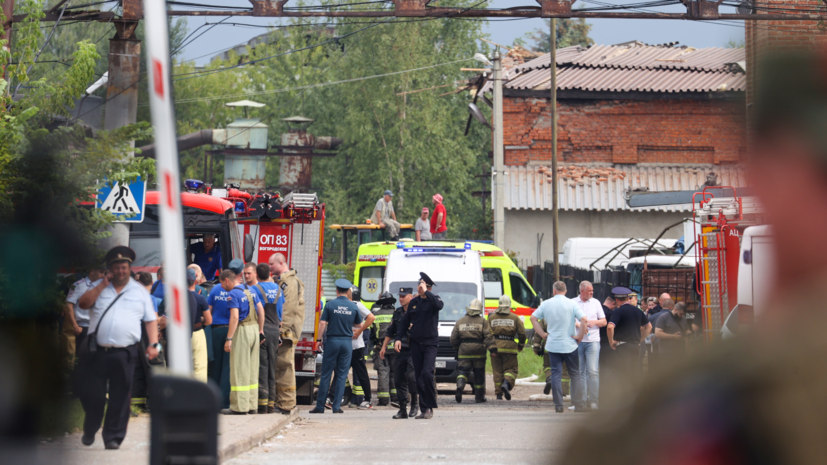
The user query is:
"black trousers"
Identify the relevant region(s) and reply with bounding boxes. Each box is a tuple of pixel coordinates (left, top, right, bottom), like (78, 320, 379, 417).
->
(389, 350, 417, 404)
(350, 347, 372, 403)
(131, 327, 166, 406)
(79, 345, 138, 444)
(410, 340, 438, 410)
(258, 324, 280, 408)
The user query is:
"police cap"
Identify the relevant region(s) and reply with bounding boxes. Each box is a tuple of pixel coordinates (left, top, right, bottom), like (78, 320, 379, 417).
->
(398, 287, 413, 296)
(376, 291, 396, 306)
(612, 286, 635, 298)
(105, 246, 135, 266)
(227, 259, 244, 275)
(419, 272, 435, 287)
(334, 278, 353, 291)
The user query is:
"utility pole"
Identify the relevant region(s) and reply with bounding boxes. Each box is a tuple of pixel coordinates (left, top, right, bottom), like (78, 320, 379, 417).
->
(100, 20, 141, 249)
(550, 19, 560, 281)
(492, 50, 505, 250)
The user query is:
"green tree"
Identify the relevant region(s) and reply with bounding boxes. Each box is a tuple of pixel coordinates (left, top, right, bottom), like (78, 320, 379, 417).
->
(519, 18, 594, 52)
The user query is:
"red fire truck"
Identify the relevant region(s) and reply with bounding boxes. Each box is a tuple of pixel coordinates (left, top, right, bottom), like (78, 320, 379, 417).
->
(128, 185, 324, 404)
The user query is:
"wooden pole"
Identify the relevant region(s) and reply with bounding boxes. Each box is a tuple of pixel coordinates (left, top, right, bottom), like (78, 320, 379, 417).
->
(551, 19, 560, 282)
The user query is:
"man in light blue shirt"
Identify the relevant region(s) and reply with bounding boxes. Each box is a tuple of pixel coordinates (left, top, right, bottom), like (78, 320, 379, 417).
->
(530, 281, 588, 413)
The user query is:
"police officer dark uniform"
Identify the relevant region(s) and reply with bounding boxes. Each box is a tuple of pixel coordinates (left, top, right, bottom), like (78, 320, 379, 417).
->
(371, 292, 397, 406)
(76, 246, 161, 450)
(488, 295, 526, 400)
(450, 298, 496, 403)
(382, 287, 418, 419)
(395, 273, 443, 420)
(604, 286, 651, 407)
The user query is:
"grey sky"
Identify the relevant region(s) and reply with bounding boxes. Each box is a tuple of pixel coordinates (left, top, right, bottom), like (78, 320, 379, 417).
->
(176, 0, 745, 65)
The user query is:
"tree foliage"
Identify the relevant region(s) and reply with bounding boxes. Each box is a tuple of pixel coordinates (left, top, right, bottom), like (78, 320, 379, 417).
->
(518, 18, 595, 52)
(153, 2, 495, 257)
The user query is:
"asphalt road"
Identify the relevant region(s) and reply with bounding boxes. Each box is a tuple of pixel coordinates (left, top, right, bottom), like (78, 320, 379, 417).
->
(226, 396, 587, 465)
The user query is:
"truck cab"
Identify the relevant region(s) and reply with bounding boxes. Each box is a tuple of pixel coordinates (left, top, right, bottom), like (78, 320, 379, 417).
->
(383, 245, 483, 383)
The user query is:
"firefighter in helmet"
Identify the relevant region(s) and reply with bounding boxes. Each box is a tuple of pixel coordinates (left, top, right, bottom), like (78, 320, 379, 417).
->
(488, 295, 526, 400)
(450, 298, 496, 403)
(371, 292, 398, 406)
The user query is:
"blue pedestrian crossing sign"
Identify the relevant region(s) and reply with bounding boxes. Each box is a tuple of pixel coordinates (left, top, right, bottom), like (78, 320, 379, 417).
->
(96, 177, 147, 223)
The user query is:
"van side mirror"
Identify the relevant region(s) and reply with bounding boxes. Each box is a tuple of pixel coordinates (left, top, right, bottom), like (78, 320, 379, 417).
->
(531, 294, 541, 308)
(244, 234, 254, 263)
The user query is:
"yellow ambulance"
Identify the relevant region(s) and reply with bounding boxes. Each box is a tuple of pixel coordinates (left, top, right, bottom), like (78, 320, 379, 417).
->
(354, 241, 540, 329)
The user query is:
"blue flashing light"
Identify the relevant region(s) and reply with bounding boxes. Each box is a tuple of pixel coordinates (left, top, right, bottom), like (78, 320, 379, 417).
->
(185, 179, 204, 192)
(402, 248, 466, 253)
(396, 242, 405, 248)
(464, 242, 472, 249)
(234, 201, 245, 213)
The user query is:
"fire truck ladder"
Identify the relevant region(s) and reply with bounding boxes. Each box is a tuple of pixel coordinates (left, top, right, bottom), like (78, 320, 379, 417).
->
(699, 229, 729, 336)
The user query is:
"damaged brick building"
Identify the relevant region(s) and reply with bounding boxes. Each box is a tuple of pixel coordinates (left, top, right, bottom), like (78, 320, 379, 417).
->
(485, 42, 748, 266)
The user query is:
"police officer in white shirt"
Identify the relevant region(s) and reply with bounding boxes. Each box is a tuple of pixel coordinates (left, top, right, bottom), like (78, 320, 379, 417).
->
(76, 246, 160, 450)
(64, 266, 105, 359)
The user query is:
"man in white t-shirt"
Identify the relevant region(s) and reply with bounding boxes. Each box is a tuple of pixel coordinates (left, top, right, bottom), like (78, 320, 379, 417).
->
(370, 190, 401, 241)
(350, 286, 376, 409)
(415, 207, 432, 241)
(571, 280, 606, 410)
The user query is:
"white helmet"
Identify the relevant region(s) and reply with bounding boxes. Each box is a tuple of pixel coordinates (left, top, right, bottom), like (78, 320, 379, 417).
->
(496, 295, 512, 314)
(466, 298, 484, 316)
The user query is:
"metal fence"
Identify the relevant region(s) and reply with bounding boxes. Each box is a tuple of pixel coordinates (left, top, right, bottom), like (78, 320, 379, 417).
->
(528, 262, 631, 302)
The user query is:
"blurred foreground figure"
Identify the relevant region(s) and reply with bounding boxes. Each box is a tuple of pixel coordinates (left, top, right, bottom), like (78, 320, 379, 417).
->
(562, 50, 827, 465)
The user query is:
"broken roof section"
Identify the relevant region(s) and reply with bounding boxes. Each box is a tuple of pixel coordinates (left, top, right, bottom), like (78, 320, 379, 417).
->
(482, 42, 746, 95)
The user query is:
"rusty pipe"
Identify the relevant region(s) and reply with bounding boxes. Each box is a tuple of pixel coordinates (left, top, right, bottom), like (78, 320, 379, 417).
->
(138, 129, 215, 158)
(314, 136, 343, 150)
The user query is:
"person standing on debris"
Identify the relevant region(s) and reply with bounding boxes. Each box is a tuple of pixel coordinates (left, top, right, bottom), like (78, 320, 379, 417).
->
(270, 252, 305, 415)
(310, 279, 363, 414)
(530, 281, 588, 413)
(571, 281, 606, 410)
(488, 295, 526, 401)
(415, 207, 432, 241)
(382, 287, 419, 419)
(371, 292, 397, 406)
(430, 194, 448, 240)
(371, 190, 401, 241)
(396, 273, 443, 419)
(451, 298, 496, 403)
(76, 247, 160, 450)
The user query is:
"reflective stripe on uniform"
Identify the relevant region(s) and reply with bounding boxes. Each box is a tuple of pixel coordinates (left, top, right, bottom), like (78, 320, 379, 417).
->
(390, 389, 397, 394)
(498, 348, 519, 354)
(131, 397, 146, 404)
(458, 354, 486, 359)
(231, 383, 259, 392)
(353, 385, 364, 395)
(258, 399, 268, 406)
(377, 392, 390, 398)
(504, 372, 515, 378)
(474, 385, 484, 389)
(457, 374, 467, 380)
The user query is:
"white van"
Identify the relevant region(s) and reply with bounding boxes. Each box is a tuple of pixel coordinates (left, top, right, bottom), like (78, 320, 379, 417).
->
(384, 244, 483, 383)
(562, 237, 677, 270)
(722, 225, 775, 339)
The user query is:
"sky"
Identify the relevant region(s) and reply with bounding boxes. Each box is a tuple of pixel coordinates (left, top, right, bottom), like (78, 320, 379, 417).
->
(176, 0, 746, 65)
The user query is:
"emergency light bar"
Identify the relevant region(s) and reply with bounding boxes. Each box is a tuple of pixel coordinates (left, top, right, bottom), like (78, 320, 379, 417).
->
(397, 242, 473, 250)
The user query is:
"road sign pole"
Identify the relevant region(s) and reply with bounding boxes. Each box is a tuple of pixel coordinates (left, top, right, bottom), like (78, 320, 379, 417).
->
(144, 0, 191, 375)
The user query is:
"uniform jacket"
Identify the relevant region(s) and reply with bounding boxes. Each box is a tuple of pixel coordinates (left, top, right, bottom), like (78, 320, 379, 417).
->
(450, 314, 495, 358)
(371, 304, 395, 343)
(386, 305, 410, 351)
(398, 291, 443, 345)
(488, 312, 527, 354)
(277, 269, 305, 343)
(532, 319, 548, 355)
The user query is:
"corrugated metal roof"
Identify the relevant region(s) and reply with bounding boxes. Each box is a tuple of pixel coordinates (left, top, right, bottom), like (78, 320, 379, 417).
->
(502, 164, 748, 212)
(485, 43, 746, 94)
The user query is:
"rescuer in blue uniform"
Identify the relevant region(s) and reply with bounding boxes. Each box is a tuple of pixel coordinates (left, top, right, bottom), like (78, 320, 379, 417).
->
(395, 272, 443, 420)
(191, 234, 222, 281)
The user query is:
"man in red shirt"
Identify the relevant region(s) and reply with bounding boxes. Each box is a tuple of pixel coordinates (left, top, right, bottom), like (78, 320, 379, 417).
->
(430, 194, 447, 240)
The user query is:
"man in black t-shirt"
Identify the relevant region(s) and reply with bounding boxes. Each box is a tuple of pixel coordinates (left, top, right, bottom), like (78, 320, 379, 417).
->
(654, 302, 689, 364)
(605, 287, 651, 407)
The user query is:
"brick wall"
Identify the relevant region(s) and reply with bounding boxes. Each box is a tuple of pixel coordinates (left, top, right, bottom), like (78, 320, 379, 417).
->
(745, 0, 827, 107)
(503, 97, 746, 166)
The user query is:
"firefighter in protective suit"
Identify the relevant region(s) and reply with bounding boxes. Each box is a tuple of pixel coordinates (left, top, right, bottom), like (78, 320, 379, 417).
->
(371, 292, 397, 406)
(450, 298, 497, 403)
(488, 295, 526, 400)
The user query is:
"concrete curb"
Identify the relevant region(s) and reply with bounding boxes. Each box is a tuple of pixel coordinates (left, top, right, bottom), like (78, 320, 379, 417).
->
(218, 409, 300, 463)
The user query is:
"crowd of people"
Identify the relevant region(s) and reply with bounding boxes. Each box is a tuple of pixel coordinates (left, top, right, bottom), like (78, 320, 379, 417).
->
(60, 243, 306, 450)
